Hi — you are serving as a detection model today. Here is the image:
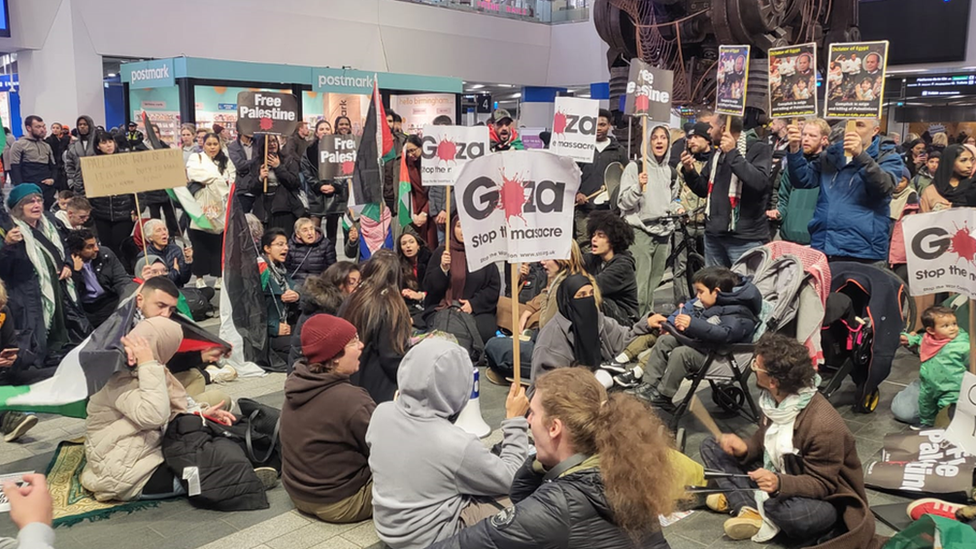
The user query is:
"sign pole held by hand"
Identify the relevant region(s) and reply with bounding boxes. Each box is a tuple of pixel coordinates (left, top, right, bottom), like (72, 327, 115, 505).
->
(445, 185, 452, 239)
(845, 120, 857, 161)
(263, 134, 269, 194)
(133, 192, 148, 259)
(511, 263, 522, 386)
(641, 119, 649, 181)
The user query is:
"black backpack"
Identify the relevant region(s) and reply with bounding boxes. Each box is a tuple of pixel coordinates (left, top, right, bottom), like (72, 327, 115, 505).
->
(181, 287, 215, 321)
(428, 302, 485, 365)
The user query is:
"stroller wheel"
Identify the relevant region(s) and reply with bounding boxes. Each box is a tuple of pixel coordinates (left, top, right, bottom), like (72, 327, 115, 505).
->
(712, 385, 746, 414)
(856, 388, 880, 414)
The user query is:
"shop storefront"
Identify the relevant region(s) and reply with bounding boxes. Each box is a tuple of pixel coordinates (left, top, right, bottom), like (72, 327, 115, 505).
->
(122, 58, 463, 144)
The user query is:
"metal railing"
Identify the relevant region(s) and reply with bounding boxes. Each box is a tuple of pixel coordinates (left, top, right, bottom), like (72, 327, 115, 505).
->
(397, 0, 589, 24)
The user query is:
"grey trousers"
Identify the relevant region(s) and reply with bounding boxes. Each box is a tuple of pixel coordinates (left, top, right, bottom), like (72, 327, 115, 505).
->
(640, 333, 707, 398)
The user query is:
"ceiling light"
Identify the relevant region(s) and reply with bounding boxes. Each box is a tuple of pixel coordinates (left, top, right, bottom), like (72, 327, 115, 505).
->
(510, 93, 522, 99)
(470, 84, 485, 90)
(107, 72, 117, 77)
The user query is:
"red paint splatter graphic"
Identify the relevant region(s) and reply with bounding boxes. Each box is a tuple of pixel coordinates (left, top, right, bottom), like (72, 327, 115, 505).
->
(341, 160, 355, 175)
(496, 168, 528, 226)
(949, 223, 976, 264)
(553, 110, 567, 135)
(436, 138, 457, 165)
(259, 117, 273, 131)
(634, 94, 650, 113)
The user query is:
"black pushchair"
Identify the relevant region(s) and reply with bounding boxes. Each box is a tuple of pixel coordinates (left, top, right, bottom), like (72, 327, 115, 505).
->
(819, 262, 913, 413)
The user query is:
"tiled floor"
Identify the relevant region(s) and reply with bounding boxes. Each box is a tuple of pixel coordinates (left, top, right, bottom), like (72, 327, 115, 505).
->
(0, 286, 920, 548)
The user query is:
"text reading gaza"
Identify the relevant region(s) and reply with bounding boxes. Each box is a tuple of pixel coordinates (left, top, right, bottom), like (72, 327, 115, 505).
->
(239, 94, 296, 121)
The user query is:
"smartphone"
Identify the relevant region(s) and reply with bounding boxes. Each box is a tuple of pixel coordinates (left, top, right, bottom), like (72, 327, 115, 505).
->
(0, 348, 18, 359)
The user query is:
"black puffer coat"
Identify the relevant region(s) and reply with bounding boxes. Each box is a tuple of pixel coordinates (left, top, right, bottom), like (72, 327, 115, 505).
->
(89, 194, 135, 223)
(428, 456, 671, 549)
(284, 229, 336, 283)
(162, 414, 269, 512)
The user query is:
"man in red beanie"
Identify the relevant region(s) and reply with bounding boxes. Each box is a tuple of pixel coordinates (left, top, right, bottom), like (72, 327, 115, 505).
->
(280, 314, 375, 523)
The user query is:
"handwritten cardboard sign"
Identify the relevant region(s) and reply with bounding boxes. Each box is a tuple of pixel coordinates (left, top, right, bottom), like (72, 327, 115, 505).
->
(81, 148, 187, 198)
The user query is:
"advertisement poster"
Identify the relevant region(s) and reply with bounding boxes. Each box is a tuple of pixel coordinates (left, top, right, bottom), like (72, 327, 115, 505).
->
(715, 45, 750, 117)
(768, 43, 818, 118)
(236, 91, 300, 136)
(318, 134, 359, 181)
(549, 97, 600, 163)
(824, 41, 889, 119)
(391, 94, 456, 134)
(902, 209, 976, 299)
(454, 150, 581, 270)
(323, 93, 368, 136)
(420, 125, 490, 187)
(624, 59, 673, 122)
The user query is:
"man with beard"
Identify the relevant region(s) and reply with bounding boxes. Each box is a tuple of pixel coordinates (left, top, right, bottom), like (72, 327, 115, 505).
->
(680, 114, 772, 267)
(773, 119, 830, 245)
(67, 229, 131, 328)
(9, 116, 57, 208)
(489, 109, 524, 152)
(65, 115, 97, 194)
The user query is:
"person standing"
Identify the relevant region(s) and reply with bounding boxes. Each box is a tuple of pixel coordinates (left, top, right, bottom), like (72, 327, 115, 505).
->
(254, 134, 304, 236)
(227, 122, 260, 214)
(9, 116, 57, 208)
(44, 122, 71, 194)
(65, 115, 97, 194)
(488, 109, 524, 152)
(88, 132, 135, 259)
(427, 116, 453, 245)
(179, 123, 202, 162)
(185, 133, 234, 289)
(774, 118, 830, 246)
(304, 119, 348, 246)
(680, 114, 772, 267)
(403, 135, 437, 248)
(574, 109, 628, 246)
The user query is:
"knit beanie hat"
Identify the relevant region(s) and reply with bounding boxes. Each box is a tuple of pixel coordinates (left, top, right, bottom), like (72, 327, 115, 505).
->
(6, 184, 43, 210)
(212, 124, 224, 135)
(301, 314, 358, 365)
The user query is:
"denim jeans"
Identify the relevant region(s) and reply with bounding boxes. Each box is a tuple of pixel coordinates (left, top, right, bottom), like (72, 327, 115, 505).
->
(704, 234, 766, 268)
(891, 378, 921, 424)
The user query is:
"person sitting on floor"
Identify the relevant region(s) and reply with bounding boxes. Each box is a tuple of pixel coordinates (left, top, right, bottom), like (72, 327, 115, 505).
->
(635, 266, 762, 412)
(367, 337, 529, 549)
(428, 367, 677, 549)
(66, 228, 131, 329)
(0, 280, 38, 443)
(285, 217, 336, 285)
(424, 218, 501, 346)
(260, 228, 300, 369)
(136, 219, 193, 289)
(341, 250, 411, 403)
(287, 261, 359, 371)
(81, 317, 235, 502)
(700, 333, 880, 547)
(530, 272, 656, 382)
(282, 314, 375, 523)
(583, 211, 639, 325)
(397, 228, 432, 314)
(893, 306, 969, 428)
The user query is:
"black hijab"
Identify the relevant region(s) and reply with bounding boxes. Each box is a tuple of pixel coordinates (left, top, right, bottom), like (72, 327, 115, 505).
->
(933, 144, 973, 207)
(556, 274, 601, 369)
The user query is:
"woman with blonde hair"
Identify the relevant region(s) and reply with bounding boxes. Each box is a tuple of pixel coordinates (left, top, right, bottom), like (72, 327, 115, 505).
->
(428, 367, 677, 549)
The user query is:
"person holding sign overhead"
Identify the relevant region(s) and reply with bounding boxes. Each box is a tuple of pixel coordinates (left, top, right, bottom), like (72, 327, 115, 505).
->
(680, 115, 772, 268)
(785, 119, 903, 264)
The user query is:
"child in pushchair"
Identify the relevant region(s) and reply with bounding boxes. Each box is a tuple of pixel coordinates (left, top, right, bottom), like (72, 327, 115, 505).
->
(818, 262, 911, 412)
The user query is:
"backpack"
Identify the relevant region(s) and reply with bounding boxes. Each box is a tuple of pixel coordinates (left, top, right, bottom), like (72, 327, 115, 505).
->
(428, 302, 485, 365)
(181, 287, 215, 321)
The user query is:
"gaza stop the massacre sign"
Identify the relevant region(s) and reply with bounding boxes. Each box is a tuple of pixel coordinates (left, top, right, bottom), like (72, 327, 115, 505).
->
(454, 150, 581, 270)
(903, 209, 976, 300)
(550, 96, 600, 163)
(236, 91, 300, 136)
(420, 125, 490, 186)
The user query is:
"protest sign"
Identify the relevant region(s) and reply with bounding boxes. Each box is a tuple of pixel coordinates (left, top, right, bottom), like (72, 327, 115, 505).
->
(864, 429, 975, 498)
(81, 148, 187, 198)
(454, 150, 581, 270)
(824, 41, 889, 119)
(318, 134, 359, 180)
(945, 372, 976, 456)
(550, 96, 600, 163)
(420, 125, 490, 187)
(768, 43, 818, 118)
(903, 209, 976, 300)
(715, 46, 750, 117)
(236, 91, 300, 136)
(624, 60, 673, 122)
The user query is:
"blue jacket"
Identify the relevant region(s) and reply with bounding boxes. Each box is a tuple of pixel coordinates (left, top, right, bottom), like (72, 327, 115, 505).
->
(787, 137, 902, 260)
(667, 280, 762, 345)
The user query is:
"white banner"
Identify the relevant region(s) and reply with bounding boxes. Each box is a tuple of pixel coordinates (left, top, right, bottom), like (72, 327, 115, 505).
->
(549, 96, 600, 163)
(945, 372, 976, 456)
(420, 125, 490, 187)
(903, 209, 976, 300)
(454, 150, 581, 270)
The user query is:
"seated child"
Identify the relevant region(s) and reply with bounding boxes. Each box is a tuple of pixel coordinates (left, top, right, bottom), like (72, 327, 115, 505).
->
(895, 306, 969, 428)
(635, 266, 762, 412)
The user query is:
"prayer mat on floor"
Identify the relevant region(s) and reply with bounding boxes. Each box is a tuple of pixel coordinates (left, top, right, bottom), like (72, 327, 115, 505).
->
(44, 439, 160, 527)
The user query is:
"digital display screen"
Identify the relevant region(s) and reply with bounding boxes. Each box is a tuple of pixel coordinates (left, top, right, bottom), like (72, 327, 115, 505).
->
(904, 74, 976, 98)
(0, 0, 10, 38)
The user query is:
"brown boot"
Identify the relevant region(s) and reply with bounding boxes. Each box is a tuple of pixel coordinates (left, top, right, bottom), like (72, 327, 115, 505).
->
(724, 506, 762, 540)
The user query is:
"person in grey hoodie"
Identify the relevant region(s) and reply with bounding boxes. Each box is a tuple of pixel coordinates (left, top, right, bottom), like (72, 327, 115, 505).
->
(618, 123, 682, 318)
(64, 115, 97, 195)
(366, 337, 530, 549)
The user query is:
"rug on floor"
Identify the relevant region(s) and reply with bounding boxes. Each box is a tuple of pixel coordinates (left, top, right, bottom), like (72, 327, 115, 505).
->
(45, 439, 160, 527)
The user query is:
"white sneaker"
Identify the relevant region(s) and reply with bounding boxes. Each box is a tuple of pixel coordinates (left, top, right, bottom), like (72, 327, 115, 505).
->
(205, 364, 238, 383)
(195, 278, 208, 289)
(214, 278, 222, 291)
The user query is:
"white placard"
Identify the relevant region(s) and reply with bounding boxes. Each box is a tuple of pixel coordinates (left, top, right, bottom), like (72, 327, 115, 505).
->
(903, 209, 976, 299)
(549, 96, 600, 163)
(420, 125, 490, 187)
(944, 371, 976, 456)
(454, 150, 581, 270)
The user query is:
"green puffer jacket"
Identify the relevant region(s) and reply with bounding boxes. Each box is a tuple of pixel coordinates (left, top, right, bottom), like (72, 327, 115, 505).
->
(905, 330, 970, 426)
(777, 168, 819, 245)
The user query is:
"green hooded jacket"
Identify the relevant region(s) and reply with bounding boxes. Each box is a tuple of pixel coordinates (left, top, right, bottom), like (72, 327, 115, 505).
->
(905, 330, 970, 425)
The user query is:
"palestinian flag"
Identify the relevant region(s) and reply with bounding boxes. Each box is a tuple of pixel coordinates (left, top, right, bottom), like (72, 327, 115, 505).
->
(359, 203, 393, 261)
(169, 187, 216, 232)
(350, 77, 395, 206)
(0, 299, 229, 418)
(397, 146, 413, 228)
(219, 188, 274, 375)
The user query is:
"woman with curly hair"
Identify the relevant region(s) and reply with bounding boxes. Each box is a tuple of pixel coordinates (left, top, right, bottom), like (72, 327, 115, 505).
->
(341, 250, 411, 403)
(287, 261, 358, 372)
(583, 210, 638, 325)
(427, 367, 678, 549)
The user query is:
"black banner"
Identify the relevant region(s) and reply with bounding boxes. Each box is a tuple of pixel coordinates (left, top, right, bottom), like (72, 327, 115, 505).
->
(236, 91, 300, 136)
(318, 135, 359, 181)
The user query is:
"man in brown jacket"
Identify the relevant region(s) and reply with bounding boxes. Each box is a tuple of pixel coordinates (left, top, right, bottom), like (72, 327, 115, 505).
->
(699, 333, 883, 548)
